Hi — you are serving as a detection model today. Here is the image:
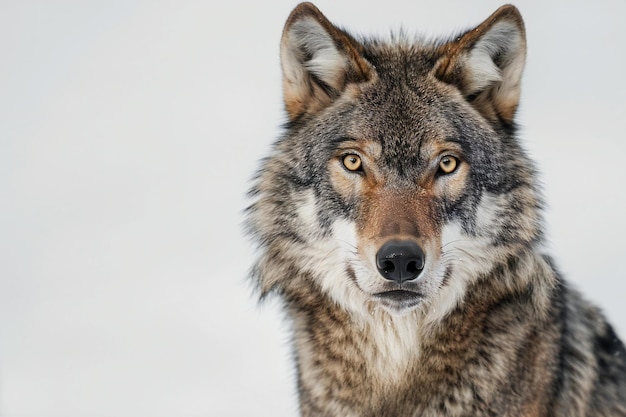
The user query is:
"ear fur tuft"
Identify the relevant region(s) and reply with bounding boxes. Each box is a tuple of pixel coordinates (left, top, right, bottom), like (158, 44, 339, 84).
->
(280, 2, 373, 120)
(435, 5, 527, 124)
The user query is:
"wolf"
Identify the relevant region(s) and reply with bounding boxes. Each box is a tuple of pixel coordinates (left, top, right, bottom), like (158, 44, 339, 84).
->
(245, 3, 626, 416)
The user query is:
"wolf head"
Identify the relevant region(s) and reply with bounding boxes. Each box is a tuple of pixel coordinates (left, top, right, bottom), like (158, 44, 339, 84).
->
(247, 3, 543, 319)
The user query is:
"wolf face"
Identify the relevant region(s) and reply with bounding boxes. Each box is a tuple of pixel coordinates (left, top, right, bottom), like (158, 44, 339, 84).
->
(247, 3, 542, 319)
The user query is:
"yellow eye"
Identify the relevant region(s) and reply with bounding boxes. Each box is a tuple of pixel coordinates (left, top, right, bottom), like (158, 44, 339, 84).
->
(439, 156, 458, 174)
(342, 154, 363, 172)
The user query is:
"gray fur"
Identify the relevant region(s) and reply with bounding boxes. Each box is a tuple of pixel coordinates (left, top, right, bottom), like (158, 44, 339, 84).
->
(246, 3, 626, 416)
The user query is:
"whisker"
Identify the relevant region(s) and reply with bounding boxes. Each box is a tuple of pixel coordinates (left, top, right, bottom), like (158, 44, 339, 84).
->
(441, 239, 471, 250)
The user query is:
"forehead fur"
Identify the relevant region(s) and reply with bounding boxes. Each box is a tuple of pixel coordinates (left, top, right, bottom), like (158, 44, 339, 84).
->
(326, 44, 487, 175)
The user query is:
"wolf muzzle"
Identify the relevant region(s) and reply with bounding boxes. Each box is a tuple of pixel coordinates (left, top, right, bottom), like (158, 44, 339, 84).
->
(375, 240, 425, 283)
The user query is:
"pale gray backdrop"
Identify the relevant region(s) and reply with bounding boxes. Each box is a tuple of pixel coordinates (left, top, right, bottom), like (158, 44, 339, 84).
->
(1, 1, 624, 416)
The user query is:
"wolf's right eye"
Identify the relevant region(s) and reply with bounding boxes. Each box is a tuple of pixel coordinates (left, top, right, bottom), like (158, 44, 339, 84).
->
(342, 154, 363, 172)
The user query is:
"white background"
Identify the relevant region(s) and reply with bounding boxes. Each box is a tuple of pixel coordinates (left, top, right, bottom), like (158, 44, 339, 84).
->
(1, 1, 624, 416)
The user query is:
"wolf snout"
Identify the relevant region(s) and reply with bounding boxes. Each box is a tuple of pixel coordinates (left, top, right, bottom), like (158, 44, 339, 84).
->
(375, 240, 425, 283)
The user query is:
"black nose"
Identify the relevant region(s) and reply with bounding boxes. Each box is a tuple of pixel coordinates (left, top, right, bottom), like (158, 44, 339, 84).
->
(376, 240, 425, 283)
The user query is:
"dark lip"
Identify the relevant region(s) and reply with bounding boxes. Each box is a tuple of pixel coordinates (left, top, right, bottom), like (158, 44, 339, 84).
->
(375, 290, 420, 298)
(374, 290, 422, 303)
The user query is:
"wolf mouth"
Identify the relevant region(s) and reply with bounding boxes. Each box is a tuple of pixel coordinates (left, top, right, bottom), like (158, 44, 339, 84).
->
(374, 290, 423, 309)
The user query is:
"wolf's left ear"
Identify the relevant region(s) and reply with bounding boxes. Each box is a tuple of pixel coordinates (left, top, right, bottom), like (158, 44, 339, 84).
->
(280, 2, 374, 120)
(435, 5, 526, 125)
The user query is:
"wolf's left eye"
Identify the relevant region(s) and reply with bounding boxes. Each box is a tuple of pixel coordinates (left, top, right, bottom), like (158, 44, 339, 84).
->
(342, 154, 363, 172)
(439, 156, 458, 174)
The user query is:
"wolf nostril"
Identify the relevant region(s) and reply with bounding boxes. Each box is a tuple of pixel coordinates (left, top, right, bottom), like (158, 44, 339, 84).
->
(376, 240, 425, 283)
(407, 261, 419, 274)
(380, 260, 395, 274)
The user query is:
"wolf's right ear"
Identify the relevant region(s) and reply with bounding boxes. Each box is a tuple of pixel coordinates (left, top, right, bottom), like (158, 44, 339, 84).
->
(280, 3, 374, 120)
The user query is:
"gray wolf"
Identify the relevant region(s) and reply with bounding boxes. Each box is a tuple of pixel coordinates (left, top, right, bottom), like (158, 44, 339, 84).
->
(245, 3, 626, 416)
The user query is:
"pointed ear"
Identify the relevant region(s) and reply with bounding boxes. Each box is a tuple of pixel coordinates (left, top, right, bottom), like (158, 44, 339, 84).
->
(435, 5, 526, 125)
(280, 2, 374, 120)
